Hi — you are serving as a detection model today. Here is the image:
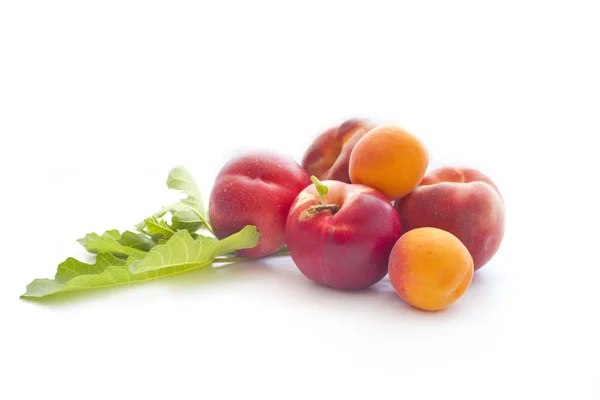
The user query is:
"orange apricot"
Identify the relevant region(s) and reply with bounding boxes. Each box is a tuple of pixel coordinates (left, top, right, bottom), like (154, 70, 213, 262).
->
(388, 227, 474, 311)
(348, 124, 428, 200)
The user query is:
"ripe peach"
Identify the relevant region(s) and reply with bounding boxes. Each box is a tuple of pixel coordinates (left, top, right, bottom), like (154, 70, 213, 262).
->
(394, 167, 505, 270)
(389, 227, 474, 311)
(209, 153, 311, 258)
(349, 124, 429, 200)
(285, 180, 402, 290)
(302, 119, 376, 183)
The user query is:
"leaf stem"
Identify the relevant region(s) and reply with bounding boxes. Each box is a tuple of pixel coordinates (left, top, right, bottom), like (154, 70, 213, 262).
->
(189, 207, 215, 236)
(214, 246, 290, 264)
(270, 247, 290, 256)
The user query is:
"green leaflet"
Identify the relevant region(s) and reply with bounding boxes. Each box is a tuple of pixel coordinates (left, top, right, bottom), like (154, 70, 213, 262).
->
(21, 226, 259, 299)
(135, 167, 212, 235)
(167, 166, 206, 218)
(171, 208, 203, 232)
(129, 226, 258, 274)
(134, 206, 169, 233)
(143, 216, 176, 239)
(118, 231, 156, 251)
(77, 230, 148, 258)
(102, 229, 121, 240)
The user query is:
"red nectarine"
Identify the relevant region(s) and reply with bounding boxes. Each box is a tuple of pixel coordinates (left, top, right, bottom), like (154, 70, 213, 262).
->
(286, 180, 402, 290)
(302, 119, 376, 183)
(209, 153, 311, 258)
(395, 167, 505, 270)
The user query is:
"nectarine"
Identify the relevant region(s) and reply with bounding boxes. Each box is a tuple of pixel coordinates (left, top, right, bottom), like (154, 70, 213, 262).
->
(286, 180, 402, 290)
(302, 119, 376, 183)
(209, 153, 311, 258)
(394, 167, 505, 270)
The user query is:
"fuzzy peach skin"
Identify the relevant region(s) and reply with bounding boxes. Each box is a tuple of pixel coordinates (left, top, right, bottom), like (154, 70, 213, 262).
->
(285, 181, 402, 290)
(388, 227, 474, 311)
(394, 167, 505, 270)
(302, 119, 376, 183)
(209, 153, 311, 258)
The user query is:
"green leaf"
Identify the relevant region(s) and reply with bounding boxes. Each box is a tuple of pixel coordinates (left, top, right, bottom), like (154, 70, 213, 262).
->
(21, 226, 259, 299)
(134, 206, 169, 233)
(311, 175, 328, 199)
(129, 226, 259, 274)
(55, 253, 127, 281)
(135, 167, 212, 235)
(171, 208, 203, 232)
(118, 231, 156, 252)
(101, 229, 121, 240)
(77, 230, 147, 258)
(166, 167, 211, 233)
(167, 166, 205, 217)
(22, 253, 141, 298)
(143, 216, 176, 239)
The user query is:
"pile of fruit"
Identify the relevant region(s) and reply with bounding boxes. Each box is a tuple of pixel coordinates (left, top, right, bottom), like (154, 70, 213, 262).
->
(23, 118, 505, 311)
(211, 119, 505, 311)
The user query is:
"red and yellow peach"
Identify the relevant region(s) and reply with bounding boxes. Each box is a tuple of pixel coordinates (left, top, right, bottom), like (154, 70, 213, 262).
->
(394, 167, 505, 270)
(286, 180, 402, 290)
(302, 119, 376, 183)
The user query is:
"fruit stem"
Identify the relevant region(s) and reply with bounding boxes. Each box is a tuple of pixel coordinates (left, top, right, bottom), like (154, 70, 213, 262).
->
(307, 203, 339, 215)
(311, 175, 329, 199)
(214, 247, 290, 264)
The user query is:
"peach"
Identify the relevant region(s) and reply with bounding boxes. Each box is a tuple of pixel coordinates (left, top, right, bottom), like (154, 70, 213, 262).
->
(394, 167, 505, 270)
(349, 124, 429, 200)
(286, 180, 402, 290)
(209, 153, 311, 258)
(302, 118, 376, 183)
(388, 227, 474, 311)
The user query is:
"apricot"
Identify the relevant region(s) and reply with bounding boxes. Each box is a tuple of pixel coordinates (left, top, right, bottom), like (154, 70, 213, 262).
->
(302, 119, 376, 183)
(388, 227, 474, 311)
(209, 153, 311, 258)
(349, 124, 428, 200)
(394, 167, 505, 270)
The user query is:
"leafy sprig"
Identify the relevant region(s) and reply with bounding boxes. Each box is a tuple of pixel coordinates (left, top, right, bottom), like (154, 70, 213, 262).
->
(21, 167, 260, 299)
(22, 227, 258, 298)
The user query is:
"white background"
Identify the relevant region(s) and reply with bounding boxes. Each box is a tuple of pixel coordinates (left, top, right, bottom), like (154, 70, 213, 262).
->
(1, 1, 599, 399)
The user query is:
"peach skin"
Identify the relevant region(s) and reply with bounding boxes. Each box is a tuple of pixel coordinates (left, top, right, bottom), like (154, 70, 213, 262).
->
(209, 153, 311, 258)
(286, 180, 402, 290)
(302, 119, 376, 183)
(388, 227, 474, 311)
(394, 167, 505, 270)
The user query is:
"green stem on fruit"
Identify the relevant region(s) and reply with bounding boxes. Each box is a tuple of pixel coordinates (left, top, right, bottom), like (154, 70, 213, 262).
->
(311, 175, 329, 199)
